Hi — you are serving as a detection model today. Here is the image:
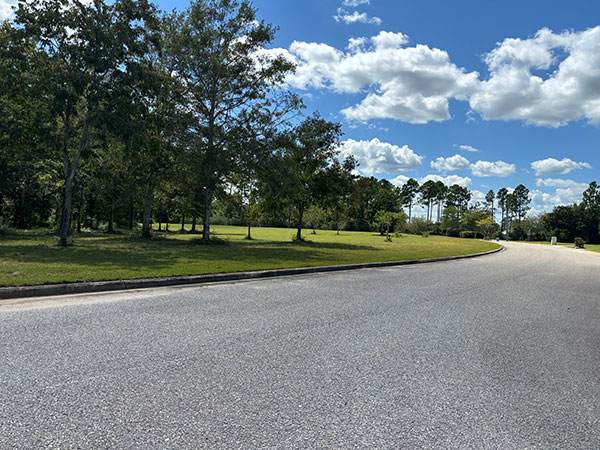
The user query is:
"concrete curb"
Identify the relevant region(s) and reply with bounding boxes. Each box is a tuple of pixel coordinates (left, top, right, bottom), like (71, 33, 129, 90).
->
(0, 245, 503, 301)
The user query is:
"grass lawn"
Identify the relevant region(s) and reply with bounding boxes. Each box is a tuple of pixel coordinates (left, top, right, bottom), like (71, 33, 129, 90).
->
(548, 242, 600, 252)
(530, 241, 600, 252)
(0, 225, 500, 287)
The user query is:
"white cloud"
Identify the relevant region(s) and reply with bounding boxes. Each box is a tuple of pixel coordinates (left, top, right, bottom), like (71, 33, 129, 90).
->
(334, 9, 381, 26)
(531, 157, 591, 175)
(471, 189, 487, 203)
(471, 160, 516, 177)
(420, 174, 472, 188)
(454, 144, 480, 153)
(390, 175, 410, 187)
(530, 186, 588, 211)
(371, 31, 409, 49)
(347, 37, 368, 53)
(269, 26, 600, 127)
(430, 155, 516, 177)
(470, 27, 600, 127)
(343, 0, 370, 6)
(339, 138, 423, 176)
(269, 31, 479, 124)
(0, 0, 16, 19)
(430, 154, 471, 172)
(535, 178, 590, 189)
(389, 174, 472, 189)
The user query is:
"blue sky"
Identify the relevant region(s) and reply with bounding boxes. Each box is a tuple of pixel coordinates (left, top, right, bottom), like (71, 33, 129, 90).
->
(2, 0, 599, 214)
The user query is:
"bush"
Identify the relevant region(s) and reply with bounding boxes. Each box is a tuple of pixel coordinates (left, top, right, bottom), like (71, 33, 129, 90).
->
(574, 237, 585, 248)
(190, 236, 229, 245)
(406, 218, 433, 235)
(0, 221, 13, 236)
(421, 231, 430, 238)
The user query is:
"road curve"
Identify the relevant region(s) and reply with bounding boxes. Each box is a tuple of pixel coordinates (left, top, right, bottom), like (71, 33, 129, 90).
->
(1, 242, 599, 448)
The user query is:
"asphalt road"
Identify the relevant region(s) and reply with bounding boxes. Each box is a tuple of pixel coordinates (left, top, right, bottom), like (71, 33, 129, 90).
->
(1, 242, 599, 449)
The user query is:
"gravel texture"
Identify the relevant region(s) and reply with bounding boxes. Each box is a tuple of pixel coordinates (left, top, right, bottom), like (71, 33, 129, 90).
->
(1, 242, 599, 449)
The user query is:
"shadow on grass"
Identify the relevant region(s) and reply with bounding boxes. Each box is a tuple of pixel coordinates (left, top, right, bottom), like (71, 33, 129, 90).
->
(0, 236, 377, 273)
(279, 240, 375, 251)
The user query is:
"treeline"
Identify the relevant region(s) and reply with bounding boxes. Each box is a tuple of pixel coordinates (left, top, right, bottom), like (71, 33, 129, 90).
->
(1, 0, 598, 244)
(518, 183, 600, 244)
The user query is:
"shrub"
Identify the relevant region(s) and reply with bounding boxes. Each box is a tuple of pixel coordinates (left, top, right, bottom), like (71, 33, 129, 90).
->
(422, 231, 430, 238)
(574, 237, 585, 248)
(0, 221, 13, 236)
(407, 217, 433, 235)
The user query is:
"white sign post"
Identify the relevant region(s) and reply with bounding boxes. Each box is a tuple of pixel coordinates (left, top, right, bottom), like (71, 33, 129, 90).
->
(551, 237, 558, 245)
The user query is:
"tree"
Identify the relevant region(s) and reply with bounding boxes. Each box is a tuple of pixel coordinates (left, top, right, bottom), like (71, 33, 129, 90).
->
(267, 114, 351, 242)
(322, 155, 356, 235)
(366, 179, 402, 225)
(520, 214, 544, 241)
(373, 210, 406, 239)
(512, 184, 531, 221)
(165, 0, 294, 241)
(496, 188, 508, 233)
(504, 192, 518, 233)
(112, 12, 181, 239)
(462, 208, 491, 238)
(0, 21, 57, 228)
(440, 206, 461, 236)
(15, 0, 158, 245)
(476, 216, 498, 239)
(434, 181, 447, 223)
(582, 181, 600, 243)
(542, 204, 584, 243)
(304, 205, 327, 234)
(485, 189, 495, 217)
(400, 178, 419, 222)
(344, 176, 378, 231)
(445, 184, 471, 211)
(419, 180, 438, 222)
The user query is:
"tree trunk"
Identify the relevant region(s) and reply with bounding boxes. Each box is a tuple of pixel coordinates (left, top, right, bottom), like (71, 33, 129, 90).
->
(191, 214, 197, 233)
(108, 198, 115, 232)
(58, 106, 88, 246)
(181, 213, 185, 231)
(128, 198, 134, 230)
(59, 178, 74, 246)
(77, 201, 82, 233)
(203, 184, 213, 241)
(142, 187, 153, 239)
(247, 223, 251, 239)
(165, 213, 169, 232)
(296, 202, 304, 241)
(86, 196, 94, 229)
(408, 204, 412, 222)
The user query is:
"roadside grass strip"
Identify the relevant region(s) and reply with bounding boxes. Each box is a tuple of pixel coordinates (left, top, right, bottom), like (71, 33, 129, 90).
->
(0, 225, 500, 287)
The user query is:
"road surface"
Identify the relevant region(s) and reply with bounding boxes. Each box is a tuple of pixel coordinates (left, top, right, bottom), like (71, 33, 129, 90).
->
(1, 242, 599, 448)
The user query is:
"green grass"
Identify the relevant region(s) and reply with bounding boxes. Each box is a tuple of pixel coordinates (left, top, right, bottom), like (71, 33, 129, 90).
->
(0, 225, 500, 287)
(524, 240, 600, 252)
